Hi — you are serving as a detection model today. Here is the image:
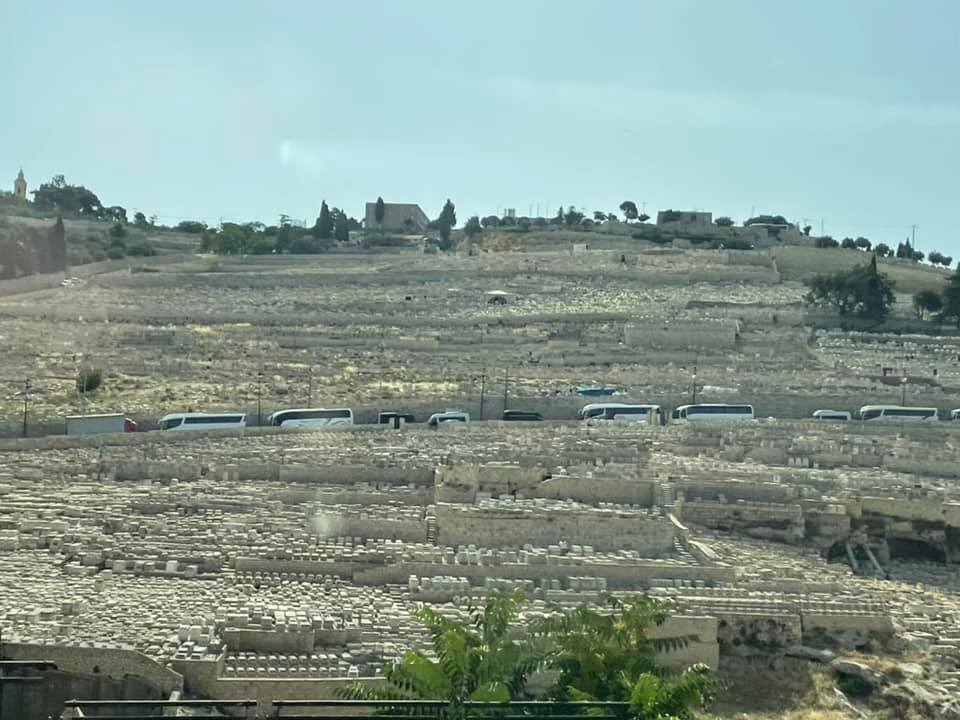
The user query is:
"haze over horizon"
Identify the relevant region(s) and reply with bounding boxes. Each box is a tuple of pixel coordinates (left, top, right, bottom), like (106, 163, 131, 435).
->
(2, 0, 959, 254)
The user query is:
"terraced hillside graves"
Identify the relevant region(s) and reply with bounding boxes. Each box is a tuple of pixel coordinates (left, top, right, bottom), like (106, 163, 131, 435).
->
(1, 246, 957, 433)
(1, 243, 959, 719)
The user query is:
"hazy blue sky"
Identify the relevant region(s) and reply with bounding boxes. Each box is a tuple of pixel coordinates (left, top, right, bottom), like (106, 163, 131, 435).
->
(2, 0, 958, 254)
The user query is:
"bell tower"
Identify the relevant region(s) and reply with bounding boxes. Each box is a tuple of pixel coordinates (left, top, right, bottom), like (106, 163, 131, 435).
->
(13, 169, 27, 200)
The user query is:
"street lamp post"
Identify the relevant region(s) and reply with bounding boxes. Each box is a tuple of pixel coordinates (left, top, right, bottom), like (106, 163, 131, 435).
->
(21, 378, 29, 438)
(900, 376, 907, 406)
(503, 368, 509, 414)
(479, 369, 486, 421)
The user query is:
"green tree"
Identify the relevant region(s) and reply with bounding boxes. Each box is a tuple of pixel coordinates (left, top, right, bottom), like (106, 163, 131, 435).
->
(593, 210, 607, 222)
(714, 216, 734, 227)
(334, 210, 350, 243)
(744, 214, 787, 226)
(564, 206, 584, 228)
(913, 289, 943, 320)
(874, 243, 892, 257)
(109, 222, 127, 239)
(437, 199, 457, 249)
(619, 201, 639, 221)
(816, 236, 839, 249)
(133, 212, 149, 228)
(31, 176, 106, 217)
(375, 196, 386, 232)
(928, 250, 952, 267)
(176, 220, 207, 234)
(481, 216, 500, 229)
(804, 256, 896, 321)
(855, 237, 872, 251)
(938, 266, 960, 328)
(464, 216, 482, 239)
(637, 213, 650, 223)
(535, 595, 717, 719)
(315, 201, 333, 240)
(337, 590, 540, 715)
(841, 237, 857, 250)
(76, 368, 103, 394)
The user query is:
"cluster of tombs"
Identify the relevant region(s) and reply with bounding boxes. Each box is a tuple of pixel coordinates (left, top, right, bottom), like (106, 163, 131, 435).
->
(1, 419, 959, 708)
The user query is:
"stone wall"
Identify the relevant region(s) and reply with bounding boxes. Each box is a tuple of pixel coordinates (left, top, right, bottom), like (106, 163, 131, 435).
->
(434, 502, 675, 554)
(678, 500, 804, 544)
(624, 319, 739, 350)
(0, 217, 66, 279)
(2, 642, 182, 694)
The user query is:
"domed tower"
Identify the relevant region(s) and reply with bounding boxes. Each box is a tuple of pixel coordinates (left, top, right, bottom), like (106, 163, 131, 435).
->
(13, 169, 27, 200)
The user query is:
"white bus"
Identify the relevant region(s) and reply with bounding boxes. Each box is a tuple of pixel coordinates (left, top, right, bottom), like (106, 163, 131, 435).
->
(578, 403, 663, 425)
(951, 409, 960, 421)
(812, 409, 851, 421)
(672, 404, 755, 422)
(267, 407, 354, 429)
(858, 405, 939, 422)
(159, 412, 246, 431)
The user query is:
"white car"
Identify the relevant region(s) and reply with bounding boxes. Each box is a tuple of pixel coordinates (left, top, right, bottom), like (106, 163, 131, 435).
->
(427, 410, 470, 427)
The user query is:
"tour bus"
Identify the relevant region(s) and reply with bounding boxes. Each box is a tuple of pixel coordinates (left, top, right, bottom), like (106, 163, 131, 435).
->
(427, 410, 470, 427)
(159, 412, 247, 431)
(672, 404, 755, 422)
(578, 403, 664, 425)
(858, 405, 939, 422)
(267, 407, 354, 429)
(812, 409, 852, 421)
(951, 409, 960, 421)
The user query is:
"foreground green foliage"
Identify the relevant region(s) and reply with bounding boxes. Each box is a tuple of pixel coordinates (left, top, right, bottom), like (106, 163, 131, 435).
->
(536, 595, 717, 719)
(337, 591, 716, 720)
(337, 589, 540, 715)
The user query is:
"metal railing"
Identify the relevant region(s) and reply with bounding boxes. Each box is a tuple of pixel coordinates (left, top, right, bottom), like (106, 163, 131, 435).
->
(62, 699, 632, 720)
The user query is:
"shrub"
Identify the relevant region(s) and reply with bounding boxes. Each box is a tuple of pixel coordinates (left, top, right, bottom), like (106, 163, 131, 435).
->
(913, 289, 942, 319)
(721, 238, 754, 250)
(126, 241, 156, 256)
(176, 220, 207, 234)
(76, 368, 103, 394)
(744, 214, 788, 226)
(109, 222, 127, 239)
(107, 247, 125, 259)
(288, 236, 324, 254)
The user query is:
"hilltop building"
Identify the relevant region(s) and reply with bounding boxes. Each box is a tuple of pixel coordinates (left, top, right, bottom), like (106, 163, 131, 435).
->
(657, 210, 712, 227)
(364, 202, 429, 233)
(13, 169, 27, 200)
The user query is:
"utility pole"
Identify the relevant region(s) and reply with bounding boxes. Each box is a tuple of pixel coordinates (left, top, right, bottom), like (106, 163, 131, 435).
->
(911, 224, 918, 249)
(256, 369, 263, 426)
(691, 354, 699, 405)
(478, 369, 486, 421)
(502, 368, 509, 414)
(21, 378, 29, 438)
(307, 369, 313, 408)
(901, 375, 907, 406)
